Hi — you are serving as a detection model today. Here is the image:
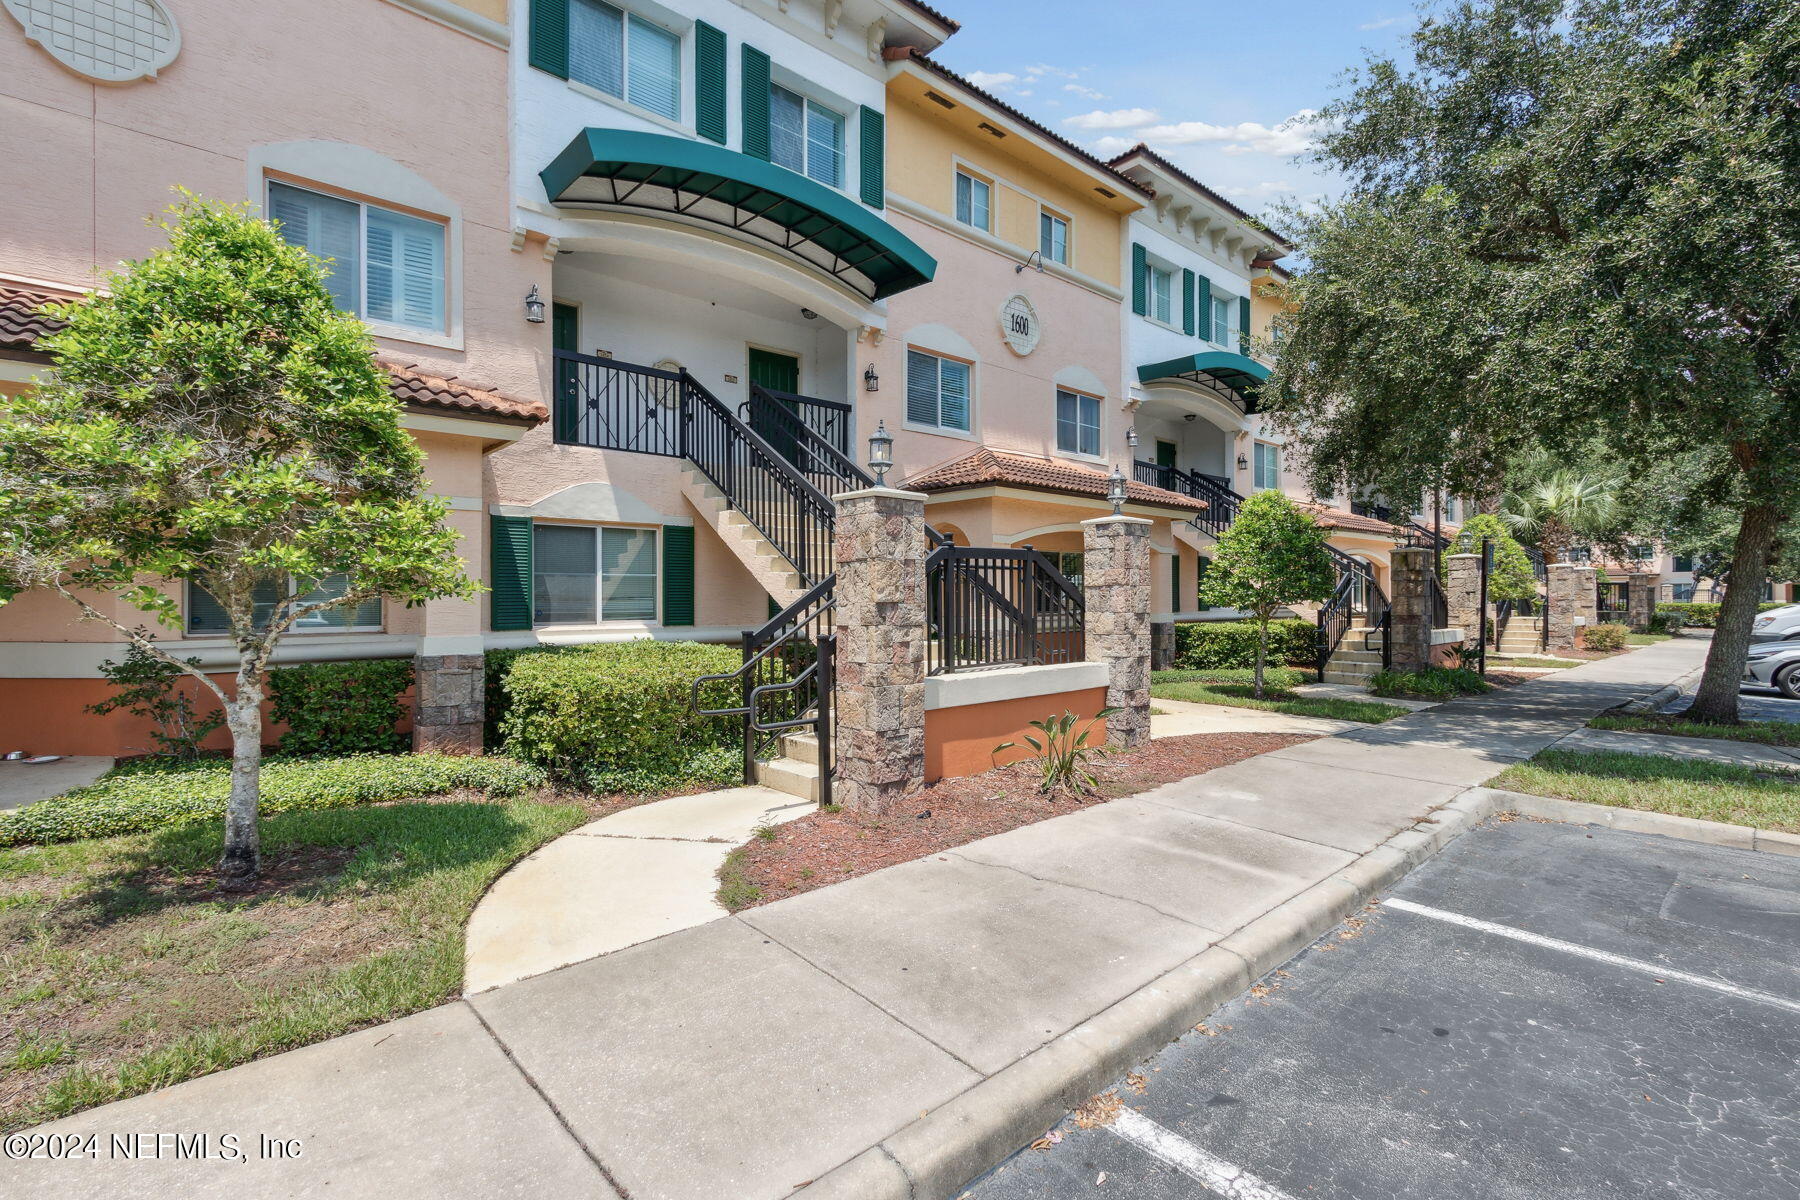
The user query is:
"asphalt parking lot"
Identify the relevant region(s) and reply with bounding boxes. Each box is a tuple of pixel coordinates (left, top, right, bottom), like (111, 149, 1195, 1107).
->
(1664, 684, 1800, 723)
(962, 818, 1800, 1200)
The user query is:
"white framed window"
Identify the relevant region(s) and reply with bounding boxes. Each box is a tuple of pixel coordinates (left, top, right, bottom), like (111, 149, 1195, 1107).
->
(1055, 388, 1100, 457)
(906, 347, 972, 433)
(569, 0, 681, 121)
(1444, 496, 1461, 523)
(1039, 210, 1069, 264)
(1253, 441, 1280, 490)
(1150, 265, 1174, 325)
(955, 170, 991, 230)
(771, 84, 845, 187)
(1047, 550, 1084, 589)
(533, 524, 659, 626)
(268, 181, 446, 335)
(186, 576, 382, 636)
(1211, 294, 1234, 347)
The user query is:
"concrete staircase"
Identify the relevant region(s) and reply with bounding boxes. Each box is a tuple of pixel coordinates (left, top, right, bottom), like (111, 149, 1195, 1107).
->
(680, 466, 809, 608)
(1321, 627, 1383, 687)
(1496, 615, 1547, 656)
(753, 732, 821, 803)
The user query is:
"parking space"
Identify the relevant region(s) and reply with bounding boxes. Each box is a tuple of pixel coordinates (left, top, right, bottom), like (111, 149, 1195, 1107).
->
(962, 819, 1800, 1200)
(1662, 685, 1800, 722)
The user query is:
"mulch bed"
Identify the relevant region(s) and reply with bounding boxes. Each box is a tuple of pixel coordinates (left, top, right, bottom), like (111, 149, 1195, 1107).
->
(724, 731, 1315, 911)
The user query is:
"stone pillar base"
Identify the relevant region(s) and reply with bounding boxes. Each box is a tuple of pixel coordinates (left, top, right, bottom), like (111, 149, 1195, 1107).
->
(413, 653, 485, 755)
(1388, 547, 1436, 673)
(1151, 621, 1174, 671)
(1083, 516, 1153, 748)
(1546, 563, 1599, 650)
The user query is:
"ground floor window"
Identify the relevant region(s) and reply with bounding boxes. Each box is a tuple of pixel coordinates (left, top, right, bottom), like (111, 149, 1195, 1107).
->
(187, 576, 382, 635)
(533, 524, 658, 625)
(1046, 550, 1084, 589)
(1055, 388, 1100, 456)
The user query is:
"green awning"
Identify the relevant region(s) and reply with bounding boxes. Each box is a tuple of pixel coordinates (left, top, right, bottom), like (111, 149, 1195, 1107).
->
(541, 129, 936, 301)
(1136, 351, 1270, 413)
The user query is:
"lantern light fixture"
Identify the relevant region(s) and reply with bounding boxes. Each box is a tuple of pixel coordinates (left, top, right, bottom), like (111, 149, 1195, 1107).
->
(1107, 464, 1128, 515)
(1236, 452, 1250, 472)
(1125, 426, 1138, 450)
(868, 420, 894, 485)
(863, 363, 879, 392)
(523, 284, 546, 323)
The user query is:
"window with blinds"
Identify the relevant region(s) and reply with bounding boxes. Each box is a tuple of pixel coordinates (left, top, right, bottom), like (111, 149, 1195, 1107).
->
(1039, 211, 1069, 264)
(1212, 295, 1234, 347)
(268, 181, 446, 336)
(1150, 266, 1174, 325)
(955, 171, 990, 230)
(569, 0, 680, 121)
(770, 83, 844, 187)
(1055, 389, 1100, 457)
(1253, 442, 1280, 490)
(532, 524, 659, 626)
(187, 577, 382, 635)
(906, 348, 971, 433)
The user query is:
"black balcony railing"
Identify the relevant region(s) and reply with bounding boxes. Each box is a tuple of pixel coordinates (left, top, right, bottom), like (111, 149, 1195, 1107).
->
(1133, 460, 1242, 538)
(926, 545, 1086, 675)
(553, 349, 685, 456)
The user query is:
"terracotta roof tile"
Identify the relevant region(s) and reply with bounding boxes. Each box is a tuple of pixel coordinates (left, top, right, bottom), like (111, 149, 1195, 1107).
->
(1301, 502, 1404, 537)
(0, 283, 545, 425)
(904, 446, 1207, 512)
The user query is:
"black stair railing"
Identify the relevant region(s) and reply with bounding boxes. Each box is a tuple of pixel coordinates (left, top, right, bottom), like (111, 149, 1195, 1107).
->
(742, 384, 875, 501)
(1133, 460, 1242, 538)
(742, 385, 852, 459)
(926, 545, 1086, 675)
(1318, 546, 1390, 675)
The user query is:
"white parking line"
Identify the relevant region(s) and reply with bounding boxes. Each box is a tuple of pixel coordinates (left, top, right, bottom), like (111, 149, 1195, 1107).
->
(1382, 897, 1800, 1015)
(1107, 1109, 1298, 1200)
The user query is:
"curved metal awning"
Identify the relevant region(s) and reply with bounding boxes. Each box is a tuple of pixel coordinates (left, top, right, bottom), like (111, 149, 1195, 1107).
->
(1136, 351, 1270, 414)
(541, 129, 937, 301)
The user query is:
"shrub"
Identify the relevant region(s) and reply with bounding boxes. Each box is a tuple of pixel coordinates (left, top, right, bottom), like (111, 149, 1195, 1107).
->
(1172, 619, 1317, 670)
(1370, 666, 1493, 699)
(498, 640, 743, 783)
(1646, 609, 1686, 635)
(0, 753, 545, 847)
(268, 658, 413, 756)
(1654, 601, 1785, 629)
(994, 709, 1118, 795)
(87, 633, 223, 759)
(1582, 623, 1630, 652)
(1153, 666, 1308, 690)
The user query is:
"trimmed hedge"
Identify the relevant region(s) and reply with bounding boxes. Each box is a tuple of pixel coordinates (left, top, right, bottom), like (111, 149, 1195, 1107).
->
(1370, 666, 1492, 699)
(1654, 601, 1785, 629)
(0, 753, 545, 847)
(496, 641, 743, 785)
(269, 658, 412, 756)
(1171, 619, 1318, 670)
(1582, 623, 1630, 652)
(1153, 666, 1308, 690)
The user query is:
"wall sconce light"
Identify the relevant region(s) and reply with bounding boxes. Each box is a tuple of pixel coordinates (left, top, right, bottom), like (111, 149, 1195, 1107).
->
(523, 284, 546, 323)
(1125, 426, 1139, 450)
(1015, 249, 1045, 274)
(863, 364, 879, 392)
(1236, 452, 1249, 472)
(868, 420, 894, 485)
(1107, 464, 1128, 515)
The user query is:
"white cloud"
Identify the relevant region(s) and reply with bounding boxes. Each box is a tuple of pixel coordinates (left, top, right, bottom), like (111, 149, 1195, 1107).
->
(965, 70, 1020, 92)
(1358, 16, 1402, 30)
(1130, 109, 1327, 157)
(1064, 107, 1160, 131)
(1063, 83, 1106, 100)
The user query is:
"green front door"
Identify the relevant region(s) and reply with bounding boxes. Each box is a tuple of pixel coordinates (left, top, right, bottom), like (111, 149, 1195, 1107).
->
(1156, 440, 1178, 470)
(747, 348, 802, 464)
(552, 303, 579, 441)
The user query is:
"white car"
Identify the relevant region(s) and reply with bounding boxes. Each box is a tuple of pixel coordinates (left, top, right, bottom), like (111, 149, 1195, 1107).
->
(1743, 641, 1800, 699)
(1751, 603, 1800, 643)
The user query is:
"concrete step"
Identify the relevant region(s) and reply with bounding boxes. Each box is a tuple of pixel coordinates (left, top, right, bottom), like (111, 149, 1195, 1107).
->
(1321, 671, 1376, 687)
(754, 756, 820, 804)
(681, 468, 809, 606)
(1323, 661, 1381, 679)
(1330, 649, 1383, 664)
(781, 732, 819, 766)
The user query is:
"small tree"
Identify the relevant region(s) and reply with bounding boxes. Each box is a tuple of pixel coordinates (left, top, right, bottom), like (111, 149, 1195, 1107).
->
(1442, 513, 1537, 603)
(1199, 491, 1337, 697)
(0, 194, 477, 889)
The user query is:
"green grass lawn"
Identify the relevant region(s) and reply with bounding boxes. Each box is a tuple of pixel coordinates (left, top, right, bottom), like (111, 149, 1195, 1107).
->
(1487, 655, 1584, 669)
(0, 793, 586, 1131)
(1150, 679, 1406, 724)
(1589, 711, 1800, 747)
(1491, 748, 1800, 832)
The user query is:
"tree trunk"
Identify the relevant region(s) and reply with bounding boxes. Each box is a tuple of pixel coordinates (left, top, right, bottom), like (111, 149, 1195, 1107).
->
(1686, 503, 1780, 725)
(218, 673, 264, 890)
(1253, 615, 1269, 699)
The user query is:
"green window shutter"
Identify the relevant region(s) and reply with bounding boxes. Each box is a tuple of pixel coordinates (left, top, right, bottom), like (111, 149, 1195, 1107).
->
(1130, 244, 1147, 316)
(742, 45, 771, 161)
(1181, 269, 1195, 336)
(859, 106, 886, 208)
(528, 0, 568, 79)
(1196, 275, 1212, 336)
(1239, 295, 1252, 342)
(490, 515, 534, 631)
(1169, 553, 1182, 614)
(662, 525, 695, 626)
(695, 22, 727, 144)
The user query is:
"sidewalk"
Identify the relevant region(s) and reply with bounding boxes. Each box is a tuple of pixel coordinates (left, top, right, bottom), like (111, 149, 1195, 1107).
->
(10, 637, 1708, 1200)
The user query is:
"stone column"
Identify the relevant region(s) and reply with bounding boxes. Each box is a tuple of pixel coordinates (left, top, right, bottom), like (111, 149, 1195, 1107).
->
(1546, 562, 1599, 649)
(1444, 553, 1483, 638)
(1387, 547, 1436, 673)
(413, 654, 485, 753)
(1151, 621, 1175, 671)
(1082, 515, 1152, 748)
(833, 487, 928, 814)
(1627, 572, 1660, 631)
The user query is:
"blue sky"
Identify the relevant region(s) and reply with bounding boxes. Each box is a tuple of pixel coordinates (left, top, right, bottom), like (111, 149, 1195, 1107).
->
(928, 1, 1421, 217)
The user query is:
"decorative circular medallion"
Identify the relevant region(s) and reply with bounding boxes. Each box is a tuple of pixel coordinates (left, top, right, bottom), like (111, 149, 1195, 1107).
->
(998, 293, 1041, 357)
(4, 0, 180, 84)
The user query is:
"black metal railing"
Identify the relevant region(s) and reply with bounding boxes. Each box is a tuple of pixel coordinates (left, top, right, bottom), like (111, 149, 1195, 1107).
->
(742, 385, 852, 458)
(926, 545, 1086, 675)
(743, 384, 874, 501)
(1318, 546, 1389, 675)
(553, 349, 686, 456)
(1133, 460, 1243, 538)
(1403, 521, 1451, 552)
(1428, 570, 1450, 629)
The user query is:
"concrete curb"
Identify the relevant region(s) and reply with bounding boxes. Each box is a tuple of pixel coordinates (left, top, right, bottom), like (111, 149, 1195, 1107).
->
(1471, 786, 1800, 858)
(792, 787, 1507, 1200)
(1616, 664, 1704, 715)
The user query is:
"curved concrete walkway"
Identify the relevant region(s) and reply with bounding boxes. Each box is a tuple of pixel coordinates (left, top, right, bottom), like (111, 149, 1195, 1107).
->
(463, 785, 812, 994)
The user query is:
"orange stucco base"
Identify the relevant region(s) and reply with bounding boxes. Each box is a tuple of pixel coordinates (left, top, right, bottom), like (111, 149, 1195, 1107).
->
(924, 686, 1110, 782)
(0, 676, 414, 758)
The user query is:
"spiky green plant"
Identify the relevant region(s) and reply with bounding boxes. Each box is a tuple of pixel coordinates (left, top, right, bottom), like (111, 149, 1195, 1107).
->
(994, 708, 1120, 795)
